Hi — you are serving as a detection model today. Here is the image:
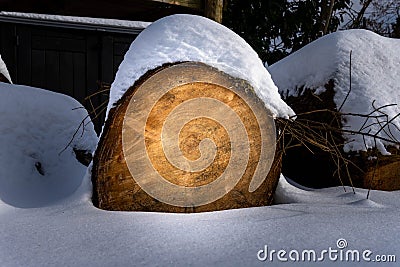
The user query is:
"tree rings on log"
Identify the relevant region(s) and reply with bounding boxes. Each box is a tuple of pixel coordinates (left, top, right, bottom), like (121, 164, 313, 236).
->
(92, 62, 280, 212)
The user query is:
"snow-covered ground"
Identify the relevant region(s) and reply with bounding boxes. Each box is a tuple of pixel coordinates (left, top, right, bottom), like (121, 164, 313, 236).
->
(0, 54, 12, 83)
(269, 29, 400, 154)
(1, 173, 399, 266)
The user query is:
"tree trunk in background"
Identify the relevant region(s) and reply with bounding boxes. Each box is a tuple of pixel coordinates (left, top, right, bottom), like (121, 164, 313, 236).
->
(319, 0, 336, 35)
(205, 0, 224, 23)
(351, 0, 373, 29)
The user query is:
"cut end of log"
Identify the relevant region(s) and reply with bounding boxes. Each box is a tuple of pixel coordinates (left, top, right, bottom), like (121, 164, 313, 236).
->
(92, 62, 280, 212)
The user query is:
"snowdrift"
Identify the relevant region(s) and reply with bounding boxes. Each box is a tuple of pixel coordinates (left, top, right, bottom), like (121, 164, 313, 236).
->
(1, 174, 400, 266)
(270, 29, 400, 153)
(270, 30, 400, 190)
(0, 83, 97, 208)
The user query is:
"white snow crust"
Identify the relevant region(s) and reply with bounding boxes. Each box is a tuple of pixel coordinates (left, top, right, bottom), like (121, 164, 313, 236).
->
(107, 14, 294, 119)
(0, 11, 151, 29)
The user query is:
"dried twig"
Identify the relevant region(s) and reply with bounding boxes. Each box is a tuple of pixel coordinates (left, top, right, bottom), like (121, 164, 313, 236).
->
(337, 50, 352, 112)
(277, 99, 400, 194)
(59, 81, 111, 155)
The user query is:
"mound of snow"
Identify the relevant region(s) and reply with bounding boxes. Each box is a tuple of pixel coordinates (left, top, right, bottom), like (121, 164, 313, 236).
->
(0, 54, 12, 83)
(275, 175, 394, 208)
(0, 83, 98, 208)
(107, 14, 294, 119)
(270, 29, 400, 153)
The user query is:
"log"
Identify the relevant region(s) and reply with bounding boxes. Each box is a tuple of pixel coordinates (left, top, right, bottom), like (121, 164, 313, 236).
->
(92, 62, 281, 212)
(349, 147, 400, 191)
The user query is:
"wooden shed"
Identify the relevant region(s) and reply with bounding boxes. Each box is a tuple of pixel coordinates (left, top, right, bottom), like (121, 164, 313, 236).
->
(0, 14, 143, 132)
(0, 0, 223, 132)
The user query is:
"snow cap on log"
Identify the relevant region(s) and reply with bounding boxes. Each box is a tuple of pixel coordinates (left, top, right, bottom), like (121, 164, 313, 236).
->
(107, 14, 294, 120)
(270, 30, 400, 154)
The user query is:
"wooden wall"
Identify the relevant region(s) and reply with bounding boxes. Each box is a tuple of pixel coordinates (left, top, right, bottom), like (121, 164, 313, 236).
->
(0, 22, 139, 132)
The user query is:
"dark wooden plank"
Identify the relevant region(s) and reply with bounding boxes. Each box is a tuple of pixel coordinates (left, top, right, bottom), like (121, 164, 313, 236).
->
(85, 35, 99, 100)
(113, 41, 131, 56)
(101, 35, 114, 84)
(31, 49, 46, 88)
(94, 35, 114, 132)
(72, 52, 86, 101)
(113, 37, 134, 78)
(59, 51, 74, 96)
(32, 35, 86, 53)
(85, 35, 102, 132)
(30, 27, 85, 40)
(16, 26, 31, 85)
(0, 23, 17, 82)
(113, 55, 123, 77)
(45, 50, 60, 90)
